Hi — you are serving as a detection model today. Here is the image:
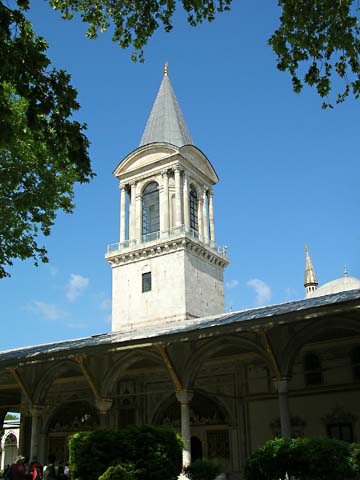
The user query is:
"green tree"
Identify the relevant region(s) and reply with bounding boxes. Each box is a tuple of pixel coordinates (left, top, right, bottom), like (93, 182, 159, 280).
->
(0, 1, 93, 278)
(1, 0, 359, 276)
(49, 0, 360, 108)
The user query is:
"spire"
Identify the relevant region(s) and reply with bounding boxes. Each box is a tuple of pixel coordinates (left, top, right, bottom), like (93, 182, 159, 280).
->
(304, 243, 318, 297)
(344, 264, 348, 278)
(140, 65, 193, 147)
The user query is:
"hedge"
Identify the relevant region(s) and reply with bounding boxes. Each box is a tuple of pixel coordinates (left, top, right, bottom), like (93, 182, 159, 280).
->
(68, 425, 183, 480)
(244, 437, 360, 480)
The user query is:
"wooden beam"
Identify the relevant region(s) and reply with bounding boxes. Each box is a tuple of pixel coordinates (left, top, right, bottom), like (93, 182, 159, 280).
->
(7, 368, 33, 407)
(259, 329, 281, 380)
(156, 345, 183, 392)
(74, 355, 102, 402)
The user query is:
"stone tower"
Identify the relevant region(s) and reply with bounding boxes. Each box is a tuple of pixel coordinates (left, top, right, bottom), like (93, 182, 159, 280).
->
(106, 66, 229, 331)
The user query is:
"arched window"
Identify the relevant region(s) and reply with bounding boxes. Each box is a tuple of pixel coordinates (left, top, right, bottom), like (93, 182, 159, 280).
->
(351, 346, 360, 381)
(142, 182, 160, 237)
(189, 186, 198, 235)
(304, 352, 322, 386)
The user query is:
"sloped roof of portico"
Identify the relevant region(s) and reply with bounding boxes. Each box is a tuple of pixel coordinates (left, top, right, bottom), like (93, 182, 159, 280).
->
(0, 289, 359, 368)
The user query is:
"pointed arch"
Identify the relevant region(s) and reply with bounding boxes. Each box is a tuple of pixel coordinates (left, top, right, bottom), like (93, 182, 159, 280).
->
(101, 350, 165, 397)
(280, 317, 360, 377)
(184, 335, 275, 388)
(151, 388, 234, 426)
(33, 360, 81, 404)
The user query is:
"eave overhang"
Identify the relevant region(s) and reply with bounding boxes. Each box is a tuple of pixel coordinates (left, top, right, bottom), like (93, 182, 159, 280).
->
(0, 289, 359, 369)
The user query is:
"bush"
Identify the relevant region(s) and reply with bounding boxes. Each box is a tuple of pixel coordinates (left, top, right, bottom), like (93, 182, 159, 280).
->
(244, 437, 359, 480)
(98, 464, 136, 480)
(68, 425, 183, 480)
(184, 459, 221, 480)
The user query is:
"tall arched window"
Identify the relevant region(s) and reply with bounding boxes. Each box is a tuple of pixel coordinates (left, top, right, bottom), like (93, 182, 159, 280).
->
(142, 182, 160, 237)
(351, 346, 360, 381)
(304, 352, 322, 386)
(189, 185, 198, 235)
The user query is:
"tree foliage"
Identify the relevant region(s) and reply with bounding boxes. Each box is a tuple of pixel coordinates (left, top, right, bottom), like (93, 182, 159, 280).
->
(0, 1, 93, 278)
(244, 437, 360, 480)
(49, 0, 360, 107)
(1, 0, 359, 276)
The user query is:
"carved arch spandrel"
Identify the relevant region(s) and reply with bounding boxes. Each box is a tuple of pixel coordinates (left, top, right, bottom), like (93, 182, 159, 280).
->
(101, 349, 165, 397)
(280, 317, 360, 377)
(184, 334, 275, 388)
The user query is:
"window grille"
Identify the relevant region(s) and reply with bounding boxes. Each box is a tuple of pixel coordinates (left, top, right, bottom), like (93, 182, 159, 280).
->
(327, 423, 353, 442)
(142, 272, 151, 292)
(189, 186, 198, 233)
(207, 430, 230, 459)
(142, 182, 160, 235)
(304, 352, 322, 385)
(351, 346, 360, 381)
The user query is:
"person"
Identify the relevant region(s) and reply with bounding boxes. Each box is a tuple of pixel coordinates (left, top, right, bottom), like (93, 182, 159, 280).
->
(56, 465, 66, 480)
(29, 457, 43, 480)
(3, 465, 11, 480)
(63, 464, 69, 479)
(43, 456, 56, 480)
(8, 456, 26, 480)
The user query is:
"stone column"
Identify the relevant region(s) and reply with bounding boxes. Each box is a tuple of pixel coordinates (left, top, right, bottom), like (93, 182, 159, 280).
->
(120, 184, 127, 245)
(176, 390, 193, 468)
(208, 189, 215, 245)
(202, 188, 209, 244)
(198, 197, 204, 242)
(30, 405, 44, 460)
(96, 399, 113, 429)
(174, 166, 182, 228)
(161, 170, 169, 236)
(135, 184, 142, 243)
(129, 181, 136, 243)
(274, 378, 291, 438)
(183, 174, 190, 233)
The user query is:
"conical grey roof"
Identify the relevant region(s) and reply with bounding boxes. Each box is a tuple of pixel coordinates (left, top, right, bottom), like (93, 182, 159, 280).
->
(304, 244, 318, 287)
(140, 67, 193, 147)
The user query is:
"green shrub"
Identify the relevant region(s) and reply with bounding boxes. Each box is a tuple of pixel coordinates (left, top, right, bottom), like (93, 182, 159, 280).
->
(184, 459, 221, 480)
(98, 464, 136, 480)
(244, 437, 358, 480)
(68, 425, 183, 480)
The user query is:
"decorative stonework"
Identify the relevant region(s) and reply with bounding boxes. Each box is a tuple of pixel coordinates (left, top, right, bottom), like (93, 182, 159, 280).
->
(106, 235, 228, 269)
(322, 405, 357, 426)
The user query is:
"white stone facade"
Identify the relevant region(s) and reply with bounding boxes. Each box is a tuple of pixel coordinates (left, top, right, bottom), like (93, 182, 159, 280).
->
(107, 143, 229, 330)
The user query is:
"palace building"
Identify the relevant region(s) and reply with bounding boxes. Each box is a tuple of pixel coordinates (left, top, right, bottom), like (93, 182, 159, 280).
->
(0, 67, 360, 479)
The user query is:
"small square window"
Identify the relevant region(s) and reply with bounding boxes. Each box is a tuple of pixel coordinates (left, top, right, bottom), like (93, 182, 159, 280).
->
(142, 272, 151, 292)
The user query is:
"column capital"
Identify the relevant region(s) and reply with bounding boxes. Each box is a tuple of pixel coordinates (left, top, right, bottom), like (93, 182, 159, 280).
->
(29, 405, 45, 417)
(120, 183, 127, 191)
(96, 398, 113, 414)
(161, 169, 169, 177)
(176, 389, 193, 405)
(273, 377, 290, 394)
(208, 188, 214, 197)
(173, 165, 182, 173)
(129, 180, 136, 187)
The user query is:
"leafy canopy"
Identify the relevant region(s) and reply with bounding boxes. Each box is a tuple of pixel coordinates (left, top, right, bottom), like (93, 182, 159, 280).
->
(50, 0, 360, 107)
(0, 1, 93, 278)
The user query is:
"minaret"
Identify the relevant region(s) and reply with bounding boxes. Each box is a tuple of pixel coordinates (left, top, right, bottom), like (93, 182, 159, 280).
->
(304, 244, 318, 297)
(106, 66, 229, 331)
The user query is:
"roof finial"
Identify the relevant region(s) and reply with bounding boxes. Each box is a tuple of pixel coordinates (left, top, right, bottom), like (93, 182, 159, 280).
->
(344, 264, 348, 277)
(304, 243, 318, 297)
(164, 63, 168, 76)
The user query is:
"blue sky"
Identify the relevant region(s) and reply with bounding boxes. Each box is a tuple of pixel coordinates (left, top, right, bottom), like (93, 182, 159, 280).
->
(1, 1, 359, 350)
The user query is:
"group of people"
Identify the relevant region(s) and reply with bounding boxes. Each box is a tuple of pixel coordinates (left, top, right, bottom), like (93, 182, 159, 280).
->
(2, 455, 70, 480)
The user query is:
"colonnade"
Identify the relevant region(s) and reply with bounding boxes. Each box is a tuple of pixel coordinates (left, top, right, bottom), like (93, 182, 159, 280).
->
(22, 378, 292, 468)
(119, 167, 216, 247)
